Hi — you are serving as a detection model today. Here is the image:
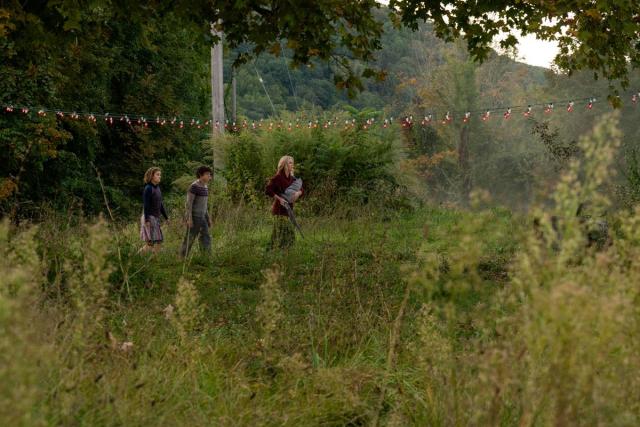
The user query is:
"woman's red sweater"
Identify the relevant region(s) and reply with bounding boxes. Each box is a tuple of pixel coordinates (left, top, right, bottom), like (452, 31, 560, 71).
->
(265, 171, 304, 216)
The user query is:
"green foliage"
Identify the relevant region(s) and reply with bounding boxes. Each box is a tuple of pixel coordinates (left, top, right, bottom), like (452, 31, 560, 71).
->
(170, 277, 205, 345)
(1, 3, 210, 218)
(220, 123, 410, 212)
(482, 113, 638, 424)
(389, 0, 640, 90)
(4, 1, 640, 423)
(255, 267, 284, 356)
(222, 132, 266, 200)
(4, 116, 640, 425)
(0, 198, 514, 425)
(0, 220, 46, 425)
(212, 0, 386, 96)
(619, 145, 640, 208)
(3, 2, 640, 218)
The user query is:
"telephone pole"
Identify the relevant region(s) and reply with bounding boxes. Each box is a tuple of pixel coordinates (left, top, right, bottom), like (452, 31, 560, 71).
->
(231, 69, 237, 124)
(211, 22, 224, 135)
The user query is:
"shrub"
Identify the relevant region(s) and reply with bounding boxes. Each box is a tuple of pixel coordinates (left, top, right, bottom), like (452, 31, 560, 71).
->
(219, 122, 414, 213)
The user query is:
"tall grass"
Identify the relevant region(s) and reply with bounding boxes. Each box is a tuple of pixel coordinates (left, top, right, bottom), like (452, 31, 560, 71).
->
(2, 113, 639, 426)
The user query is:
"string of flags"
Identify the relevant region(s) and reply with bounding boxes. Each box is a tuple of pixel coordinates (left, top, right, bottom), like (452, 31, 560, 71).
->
(2, 93, 638, 133)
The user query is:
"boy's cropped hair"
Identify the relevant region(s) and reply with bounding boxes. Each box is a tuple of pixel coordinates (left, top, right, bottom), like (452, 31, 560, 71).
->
(196, 166, 212, 178)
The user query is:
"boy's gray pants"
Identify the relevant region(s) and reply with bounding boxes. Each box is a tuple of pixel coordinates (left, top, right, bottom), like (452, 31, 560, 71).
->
(180, 216, 211, 256)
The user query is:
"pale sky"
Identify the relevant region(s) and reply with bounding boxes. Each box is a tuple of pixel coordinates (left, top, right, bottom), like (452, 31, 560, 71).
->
(515, 34, 559, 69)
(376, 0, 561, 69)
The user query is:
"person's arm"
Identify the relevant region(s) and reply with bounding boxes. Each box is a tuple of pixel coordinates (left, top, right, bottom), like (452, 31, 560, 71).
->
(160, 188, 169, 220)
(265, 176, 277, 197)
(160, 201, 168, 220)
(266, 176, 286, 205)
(143, 185, 152, 221)
(185, 187, 195, 224)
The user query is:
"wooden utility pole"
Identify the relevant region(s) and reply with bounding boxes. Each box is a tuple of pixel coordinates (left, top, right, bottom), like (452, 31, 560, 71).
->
(211, 22, 225, 135)
(231, 69, 237, 124)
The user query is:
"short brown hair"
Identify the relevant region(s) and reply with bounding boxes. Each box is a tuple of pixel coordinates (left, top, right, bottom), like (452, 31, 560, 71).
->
(196, 165, 212, 178)
(143, 167, 161, 184)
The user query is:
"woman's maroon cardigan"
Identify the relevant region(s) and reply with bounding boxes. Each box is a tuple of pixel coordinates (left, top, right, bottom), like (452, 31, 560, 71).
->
(265, 171, 304, 216)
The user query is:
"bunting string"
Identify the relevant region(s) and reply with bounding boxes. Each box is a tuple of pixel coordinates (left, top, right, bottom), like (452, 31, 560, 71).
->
(2, 92, 638, 133)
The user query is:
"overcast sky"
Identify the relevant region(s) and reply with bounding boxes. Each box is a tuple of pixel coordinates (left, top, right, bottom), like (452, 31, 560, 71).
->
(514, 35, 559, 69)
(376, 1, 560, 69)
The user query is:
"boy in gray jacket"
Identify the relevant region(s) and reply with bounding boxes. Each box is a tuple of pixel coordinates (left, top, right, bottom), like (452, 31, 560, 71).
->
(180, 166, 212, 257)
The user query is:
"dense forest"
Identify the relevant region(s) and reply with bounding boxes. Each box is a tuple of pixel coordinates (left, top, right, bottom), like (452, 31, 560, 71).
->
(3, 4, 639, 217)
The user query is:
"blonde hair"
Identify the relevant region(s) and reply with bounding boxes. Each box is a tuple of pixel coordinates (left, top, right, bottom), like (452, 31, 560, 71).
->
(277, 155, 294, 175)
(143, 167, 161, 184)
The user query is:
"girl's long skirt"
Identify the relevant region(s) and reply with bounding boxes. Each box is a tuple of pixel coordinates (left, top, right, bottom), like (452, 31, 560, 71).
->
(269, 215, 295, 250)
(140, 215, 163, 244)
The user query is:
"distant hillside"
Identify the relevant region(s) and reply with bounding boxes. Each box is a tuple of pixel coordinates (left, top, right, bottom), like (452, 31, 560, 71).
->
(225, 15, 551, 120)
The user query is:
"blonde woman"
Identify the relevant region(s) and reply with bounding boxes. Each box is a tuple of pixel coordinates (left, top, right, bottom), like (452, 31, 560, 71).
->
(140, 167, 168, 254)
(265, 155, 304, 249)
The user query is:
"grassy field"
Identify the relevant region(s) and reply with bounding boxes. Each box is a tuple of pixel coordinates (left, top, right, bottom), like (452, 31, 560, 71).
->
(2, 203, 521, 426)
(3, 116, 640, 426)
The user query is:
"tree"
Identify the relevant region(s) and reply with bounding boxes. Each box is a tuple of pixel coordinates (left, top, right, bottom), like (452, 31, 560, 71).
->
(1, 2, 211, 218)
(2, 0, 638, 217)
(9, 1, 638, 99)
(202, 0, 640, 95)
(388, 0, 640, 94)
(204, 0, 387, 96)
(415, 48, 480, 204)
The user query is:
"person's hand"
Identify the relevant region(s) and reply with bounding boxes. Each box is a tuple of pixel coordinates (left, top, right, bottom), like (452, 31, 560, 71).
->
(275, 195, 286, 206)
(145, 221, 151, 229)
(186, 218, 193, 228)
(207, 216, 212, 227)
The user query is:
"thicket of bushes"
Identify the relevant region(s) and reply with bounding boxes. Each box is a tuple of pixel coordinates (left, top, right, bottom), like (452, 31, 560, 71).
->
(216, 122, 420, 214)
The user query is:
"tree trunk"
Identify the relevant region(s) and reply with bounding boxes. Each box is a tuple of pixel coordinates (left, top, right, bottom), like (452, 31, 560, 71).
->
(459, 124, 471, 205)
(211, 22, 225, 136)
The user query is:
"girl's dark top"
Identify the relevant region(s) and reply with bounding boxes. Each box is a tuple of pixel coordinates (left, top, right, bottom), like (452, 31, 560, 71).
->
(265, 171, 304, 216)
(143, 183, 168, 221)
